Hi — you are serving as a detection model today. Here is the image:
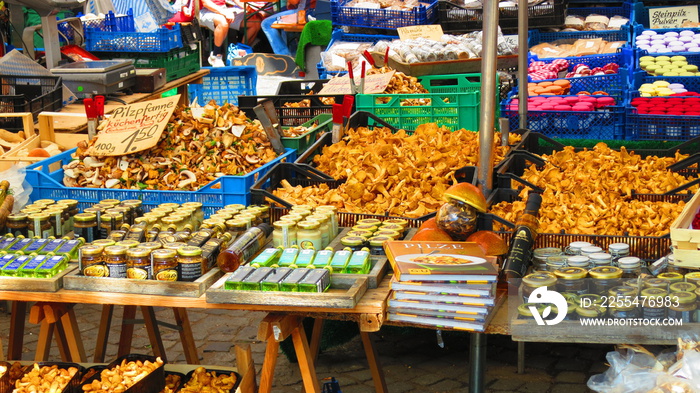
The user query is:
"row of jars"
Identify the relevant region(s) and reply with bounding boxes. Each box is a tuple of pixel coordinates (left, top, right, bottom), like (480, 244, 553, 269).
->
(272, 205, 339, 250)
(80, 240, 209, 282)
(523, 268, 700, 301)
(532, 243, 641, 271)
(7, 198, 80, 239)
(339, 218, 409, 256)
(519, 288, 699, 322)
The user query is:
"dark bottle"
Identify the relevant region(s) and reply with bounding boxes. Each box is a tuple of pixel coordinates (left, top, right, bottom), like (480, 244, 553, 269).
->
(201, 232, 232, 270)
(187, 228, 216, 248)
(216, 224, 272, 272)
(125, 220, 147, 242)
(503, 193, 543, 281)
(144, 224, 162, 243)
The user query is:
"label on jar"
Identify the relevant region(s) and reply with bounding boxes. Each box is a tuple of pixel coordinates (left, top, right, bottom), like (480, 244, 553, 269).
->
(668, 308, 695, 323)
(83, 260, 107, 277)
(105, 261, 127, 278)
(74, 226, 95, 243)
(642, 306, 666, 321)
(50, 211, 63, 236)
(178, 259, 203, 281)
(127, 265, 151, 280)
(154, 260, 178, 281)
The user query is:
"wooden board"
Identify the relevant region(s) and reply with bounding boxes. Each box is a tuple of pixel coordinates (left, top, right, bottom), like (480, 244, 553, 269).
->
(0, 264, 77, 292)
(206, 275, 368, 309)
(63, 267, 223, 298)
(670, 188, 700, 268)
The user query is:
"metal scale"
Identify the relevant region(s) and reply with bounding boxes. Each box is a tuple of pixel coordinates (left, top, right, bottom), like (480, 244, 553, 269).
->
(50, 59, 136, 98)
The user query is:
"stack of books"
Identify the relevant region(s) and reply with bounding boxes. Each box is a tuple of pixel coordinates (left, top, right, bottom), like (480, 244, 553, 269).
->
(385, 240, 500, 331)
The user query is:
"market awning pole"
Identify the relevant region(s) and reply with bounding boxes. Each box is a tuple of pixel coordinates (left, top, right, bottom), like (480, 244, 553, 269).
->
(477, 0, 499, 196)
(518, 0, 529, 129)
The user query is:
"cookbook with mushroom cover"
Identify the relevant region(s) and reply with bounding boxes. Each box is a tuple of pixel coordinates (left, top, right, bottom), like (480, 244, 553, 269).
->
(385, 240, 498, 282)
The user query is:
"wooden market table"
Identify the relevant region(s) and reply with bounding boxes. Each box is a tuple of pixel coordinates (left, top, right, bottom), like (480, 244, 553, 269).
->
(47, 69, 210, 134)
(0, 274, 391, 393)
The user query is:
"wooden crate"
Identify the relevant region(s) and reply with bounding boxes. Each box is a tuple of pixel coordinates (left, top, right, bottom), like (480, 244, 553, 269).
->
(670, 189, 700, 268)
(0, 112, 87, 172)
(206, 274, 368, 309)
(0, 264, 77, 292)
(63, 267, 223, 297)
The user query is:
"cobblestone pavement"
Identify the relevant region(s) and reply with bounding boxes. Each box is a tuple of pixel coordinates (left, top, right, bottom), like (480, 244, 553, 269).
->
(0, 303, 621, 392)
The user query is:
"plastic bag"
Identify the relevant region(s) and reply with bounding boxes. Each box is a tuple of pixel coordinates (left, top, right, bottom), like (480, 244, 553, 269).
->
(588, 349, 663, 393)
(0, 165, 33, 214)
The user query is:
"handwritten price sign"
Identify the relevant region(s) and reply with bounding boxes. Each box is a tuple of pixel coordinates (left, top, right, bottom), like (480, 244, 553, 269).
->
(397, 25, 443, 41)
(317, 71, 396, 95)
(86, 95, 180, 156)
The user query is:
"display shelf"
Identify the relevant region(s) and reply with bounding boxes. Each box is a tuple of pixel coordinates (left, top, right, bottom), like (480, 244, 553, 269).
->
(0, 264, 76, 292)
(330, 0, 438, 29)
(62, 267, 223, 298)
(438, 0, 567, 34)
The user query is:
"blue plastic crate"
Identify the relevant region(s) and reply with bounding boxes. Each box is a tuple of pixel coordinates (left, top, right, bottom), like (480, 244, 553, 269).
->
(522, 71, 629, 102)
(633, 48, 700, 70)
(25, 147, 296, 216)
(529, 25, 631, 45)
(528, 51, 634, 83)
(568, 2, 634, 20)
(81, 9, 135, 32)
(501, 96, 626, 139)
(633, 2, 700, 28)
(631, 70, 700, 93)
(85, 23, 182, 52)
(330, 0, 437, 29)
(317, 30, 398, 78)
(188, 66, 257, 106)
(631, 24, 700, 56)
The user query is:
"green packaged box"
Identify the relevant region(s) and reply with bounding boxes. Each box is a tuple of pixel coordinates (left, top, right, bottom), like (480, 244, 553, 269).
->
(329, 250, 351, 273)
(224, 266, 256, 290)
(0, 236, 20, 250)
(261, 267, 293, 291)
(295, 249, 316, 268)
(249, 248, 282, 268)
(278, 247, 300, 268)
(1, 255, 33, 276)
(34, 255, 68, 278)
(22, 238, 51, 255)
(39, 239, 66, 255)
(298, 269, 331, 293)
(7, 238, 34, 253)
(280, 268, 311, 292)
(241, 267, 273, 291)
(18, 255, 49, 277)
(308, 249, 333, 269)
(54, 239, 84, 260)
(345, 249, 371, 274)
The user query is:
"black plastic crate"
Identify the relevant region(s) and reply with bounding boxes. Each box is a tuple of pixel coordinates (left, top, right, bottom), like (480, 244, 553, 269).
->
(276, 79, 331, 95)
(180, 19, 203, 45)
(438, 0, 567, 34)
(485, 187, 673, 261)
(79, 354, 165, 393)
(237, 94, 348, 127)
(507, 131, 700, 193)
(180, 368, 241, 393)
(0, 75, 62, 130)
(251, 162, 481, 226)
(12, 362, 86, 393)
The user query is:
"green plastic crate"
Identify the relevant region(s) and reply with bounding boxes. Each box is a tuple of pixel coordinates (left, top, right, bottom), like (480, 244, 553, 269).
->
(355, 73, 488, 131)
(97, 45, 200, 82)
(281, 114, 333, 155)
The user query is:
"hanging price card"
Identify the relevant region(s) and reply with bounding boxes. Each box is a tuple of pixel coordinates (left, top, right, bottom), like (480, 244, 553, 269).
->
(397, 25, 444, 41)
(86, 95, 180, 156)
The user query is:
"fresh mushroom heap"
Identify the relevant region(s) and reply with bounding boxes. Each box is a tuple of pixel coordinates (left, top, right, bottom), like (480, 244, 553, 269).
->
(490, 142, 696, 236)
(273, 123, 519, 217)
(63, 103, 280, 191)
(282, 122, 318, 138)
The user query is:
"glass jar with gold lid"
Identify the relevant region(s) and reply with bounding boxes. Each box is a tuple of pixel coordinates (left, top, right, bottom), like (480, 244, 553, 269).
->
(210, 211, 234, 221)
(158, 203, 180, 210)
(589, 266, 623, 295)
(658, 272, 684, 285)
(28, 213, 52, 239)
(121, 199, 144, 218)
(668, 291, 697, 322)
(670, 282, 698, 293)
(379, 223, 405, 237)
(686, 272, 700, 287)
(73, 212, 99, 243)
(100, 212, 123, 239)
(340, 236, 366, 251)
(373, 230, 401, 239)
(116, 240, 140, 249)
(641, 288, 668, 320)
(644, 277, 669, 291)
(34, 199, 56, 207)
(161, 216, 183, 233)
(225, 219, 249, 239)
(201, 218, 226, 230)
(103, 245, 128, 278)
(164, 242, 187, 252)
(181, 202, 203, 225)
(554, 267, 588, 295)
(126, 247, 151, 280)
(517, 303, 545, 319)
(99, 199, 121, 207)
(357, 218, 382, 227)
(522, 272, 557, 302)
(352, 224, 379, 233)
(80, 244, 105, 277)
(297, 221, 323, 250)
(152, 248, 178, 281)
(139, 242, 162, 252)
(369, 236, 391, 256)
(280, 214, 304, 223)
(308, 214, 331, 247)
(92, 239, 116, 248)
(177, 246, 205, 282)
(272, 220, 297, 248)
(575, 304, 605, 319)
(44, 206, 65, 237)
(234, 215, 254, 229)
(5, 213, 28, 238)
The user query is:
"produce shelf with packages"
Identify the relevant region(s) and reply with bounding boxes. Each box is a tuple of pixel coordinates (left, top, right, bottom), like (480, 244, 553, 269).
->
(437, 0, 567, 34)
(317, 30, 398, 79)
